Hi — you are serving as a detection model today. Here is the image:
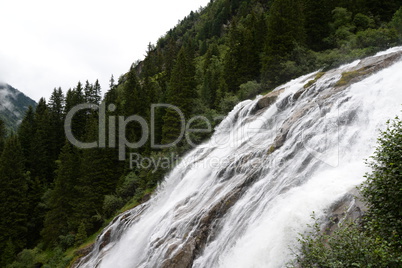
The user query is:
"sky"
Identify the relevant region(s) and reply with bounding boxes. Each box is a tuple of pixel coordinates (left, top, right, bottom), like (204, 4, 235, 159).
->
(0, 0, 210, 102)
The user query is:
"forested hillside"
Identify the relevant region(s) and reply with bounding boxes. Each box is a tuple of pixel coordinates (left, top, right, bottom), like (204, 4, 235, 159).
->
(1, 0, 402, 267)
(0, 84, 37, 132)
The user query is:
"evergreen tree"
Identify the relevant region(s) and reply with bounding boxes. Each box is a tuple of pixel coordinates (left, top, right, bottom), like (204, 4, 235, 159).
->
(48, 87, 65, 165)
(304, 0, 335, 51)
(261, 0, 306, 87)
(119, 65, 148, 151)
(18, 106, 36, 173)
(201, 44, 223, 108)
(0, 118, 6, 153)
(65, 82, 86, 141)
(73, 113, 119, 233)
(162, 46, 196, 146)
(42, 141, 81, 246)
(31, 98, 53, 185)
(0, 136, 28, 266)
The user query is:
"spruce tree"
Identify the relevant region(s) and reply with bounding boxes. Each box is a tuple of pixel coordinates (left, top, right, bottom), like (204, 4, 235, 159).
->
(261, 0, 306, 87)
(162, 46, 196, 146)
(48, 87, 65, 165)
(0, 136, 28, 266)
(0, 118, 6, 153)
(42, 141, 81, 245)
(18, 106, 36, 174)
(31, 98, 53, 185)
(304, 0, 335, 51)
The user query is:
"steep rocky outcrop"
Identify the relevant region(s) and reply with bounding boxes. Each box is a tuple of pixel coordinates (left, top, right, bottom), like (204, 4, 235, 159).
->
(0, 83, 36, 131)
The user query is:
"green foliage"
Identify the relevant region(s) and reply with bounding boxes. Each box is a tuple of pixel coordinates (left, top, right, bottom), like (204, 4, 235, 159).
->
(303, 72, 326, 89)
(116, 172, 141, 201)
(335, 68, 370, 87)
(353, 13, 375, 32)
(391, 7, 402, 39)
(262, 0, 306, 87)
(219, 92, 240, 114)
(103, 195, 125, 218)
(42, 142, 81, 246)
(74, 222, 88, 247)
(292, 217, 401, 267)
(362, 117, 402, 249)
(3, 0, 402, 266)
(237, 80, 261, 100)
(162, 46, 197, 145)
(355, 28, 398, 49)
(0, 118, 5, 153)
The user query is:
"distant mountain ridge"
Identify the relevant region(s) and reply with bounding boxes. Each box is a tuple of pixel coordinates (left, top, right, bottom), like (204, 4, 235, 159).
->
(0, 83, 37, 131)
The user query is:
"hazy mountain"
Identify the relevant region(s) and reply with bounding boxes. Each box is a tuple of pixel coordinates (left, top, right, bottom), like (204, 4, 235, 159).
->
(0, 83, 37, 131)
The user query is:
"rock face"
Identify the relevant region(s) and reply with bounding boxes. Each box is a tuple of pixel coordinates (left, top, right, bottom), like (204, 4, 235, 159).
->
(259, 49, 402, 153)
(324, 189, 368, 235)
(256, 88, 285, 109)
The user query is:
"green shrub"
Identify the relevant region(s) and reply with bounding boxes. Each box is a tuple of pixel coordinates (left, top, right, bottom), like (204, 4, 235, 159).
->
(116, 172, 140, 201)
(237, 81, 261, 100)
(219, 93, 240, 114)
(353, 13, 375, 32)
(291, 217, 401, 267)
(355, 28, 398, 49)
(362, 117, 402, 249)
(103, 195, 124, 218)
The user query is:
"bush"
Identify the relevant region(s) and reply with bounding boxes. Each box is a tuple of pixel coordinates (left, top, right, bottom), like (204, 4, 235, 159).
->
(291, 217, 401, 267)
(362, 117, 402, 249)
(237, 81, 261, 100)
(116, 172, 140, 201)
(103, 195, 124, 218)
(355, 28, 398, 49)
(219, 92, 239, 114)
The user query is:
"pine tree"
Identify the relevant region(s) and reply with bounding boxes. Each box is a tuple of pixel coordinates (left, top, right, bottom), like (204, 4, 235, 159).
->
(0, 136, 28, 266)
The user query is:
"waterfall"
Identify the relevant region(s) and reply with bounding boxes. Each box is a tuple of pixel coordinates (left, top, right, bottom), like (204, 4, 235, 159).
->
(77, 47, 402, 268)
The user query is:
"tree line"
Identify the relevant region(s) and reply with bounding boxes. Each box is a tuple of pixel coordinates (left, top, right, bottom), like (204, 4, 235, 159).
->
(1, 0, 402, 266)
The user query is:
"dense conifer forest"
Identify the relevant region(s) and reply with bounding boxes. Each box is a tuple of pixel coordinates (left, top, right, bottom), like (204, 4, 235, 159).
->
(0, 0, 401, 266)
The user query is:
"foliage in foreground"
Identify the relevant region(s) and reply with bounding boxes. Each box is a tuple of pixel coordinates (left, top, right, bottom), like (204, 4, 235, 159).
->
(292, 116, 402, 267)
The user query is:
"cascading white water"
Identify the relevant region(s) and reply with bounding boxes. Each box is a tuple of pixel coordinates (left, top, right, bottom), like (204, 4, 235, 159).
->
(78, 47, 402, 268)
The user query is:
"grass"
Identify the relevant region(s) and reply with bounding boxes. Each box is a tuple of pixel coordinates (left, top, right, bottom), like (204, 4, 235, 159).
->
(303, 71, 326, 89)
(335, 67, 369, 87)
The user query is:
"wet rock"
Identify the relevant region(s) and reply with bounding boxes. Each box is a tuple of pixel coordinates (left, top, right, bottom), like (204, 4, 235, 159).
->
(257, 88, 285, 110)
(324, 189, 368, 235)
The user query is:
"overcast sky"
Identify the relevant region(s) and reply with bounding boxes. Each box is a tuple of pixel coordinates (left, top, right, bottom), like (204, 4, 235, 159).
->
(0, 0, 210, 102)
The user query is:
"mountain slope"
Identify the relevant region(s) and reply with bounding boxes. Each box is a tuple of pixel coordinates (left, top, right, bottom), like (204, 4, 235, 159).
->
(0, 83, 37, 132)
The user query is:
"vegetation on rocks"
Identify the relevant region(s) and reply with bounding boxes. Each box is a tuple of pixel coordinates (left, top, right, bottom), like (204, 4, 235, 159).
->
(291, 116, 402, 267)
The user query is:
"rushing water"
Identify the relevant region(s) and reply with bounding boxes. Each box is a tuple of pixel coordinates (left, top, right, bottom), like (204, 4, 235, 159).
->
(78, 47, 402, 268)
